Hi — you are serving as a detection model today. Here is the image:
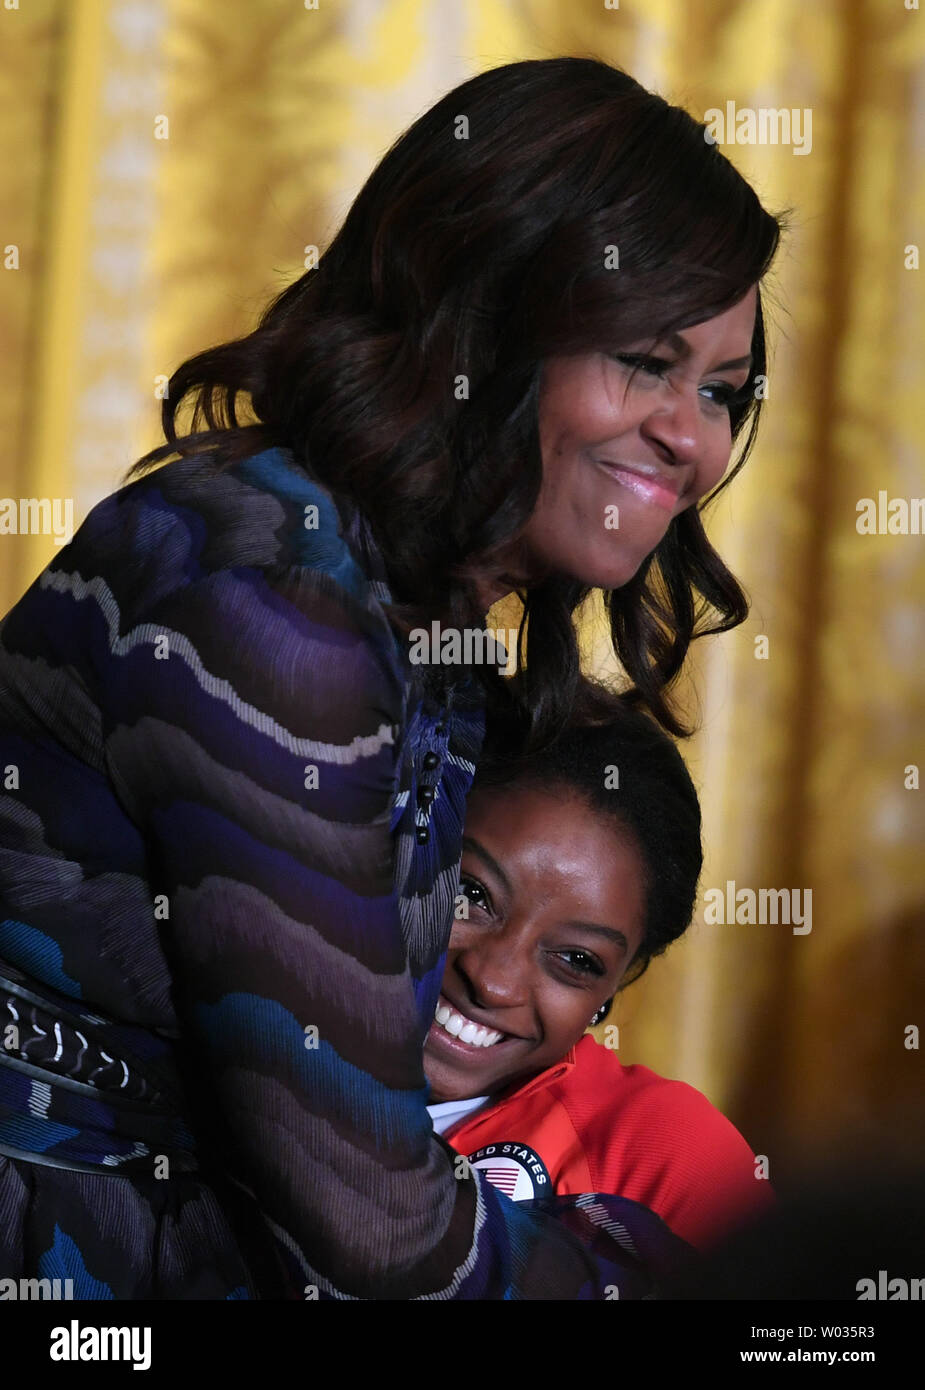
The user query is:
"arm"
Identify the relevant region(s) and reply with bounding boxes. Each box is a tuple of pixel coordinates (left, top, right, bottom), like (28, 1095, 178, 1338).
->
(102, 560, 685, 1298)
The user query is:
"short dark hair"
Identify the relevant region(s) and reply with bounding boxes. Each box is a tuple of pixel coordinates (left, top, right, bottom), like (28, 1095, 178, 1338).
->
(472, 677, 703, 986)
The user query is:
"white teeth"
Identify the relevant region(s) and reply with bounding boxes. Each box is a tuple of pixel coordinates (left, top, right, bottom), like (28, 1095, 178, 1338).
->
(432, 996, 504, 1048)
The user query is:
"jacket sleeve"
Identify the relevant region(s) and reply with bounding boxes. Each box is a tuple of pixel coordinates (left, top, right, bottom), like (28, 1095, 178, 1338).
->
(101, 559, 688, 1298)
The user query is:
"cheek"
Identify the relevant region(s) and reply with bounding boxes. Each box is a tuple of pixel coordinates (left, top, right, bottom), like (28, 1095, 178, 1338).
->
(540, 368, 630, 456)
(701, 419, 735, 489)
(535, 983, 597, 1043)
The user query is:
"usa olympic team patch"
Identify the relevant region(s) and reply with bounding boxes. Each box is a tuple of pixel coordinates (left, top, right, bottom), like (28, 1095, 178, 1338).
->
(466, 1141, 551, 1200)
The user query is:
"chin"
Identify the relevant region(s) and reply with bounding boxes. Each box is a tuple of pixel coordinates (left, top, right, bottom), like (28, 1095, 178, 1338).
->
(574, 546, 653, 592)
(424, 1064, 467, 1104)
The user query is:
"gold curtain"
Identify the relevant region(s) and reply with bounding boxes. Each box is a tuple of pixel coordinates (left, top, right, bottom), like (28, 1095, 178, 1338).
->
(2, 0, 922, 1189)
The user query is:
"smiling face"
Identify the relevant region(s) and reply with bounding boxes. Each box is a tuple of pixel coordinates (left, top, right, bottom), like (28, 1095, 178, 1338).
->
(517, 287, 758, 591)
(424, 784, 648, 1103)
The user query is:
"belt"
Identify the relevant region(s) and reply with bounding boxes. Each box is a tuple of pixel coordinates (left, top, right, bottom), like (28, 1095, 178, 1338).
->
(0, 959, 200, 1176)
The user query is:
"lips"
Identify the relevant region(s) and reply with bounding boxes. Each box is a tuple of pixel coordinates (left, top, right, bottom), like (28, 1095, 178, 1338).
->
(594, 459, 685, 512)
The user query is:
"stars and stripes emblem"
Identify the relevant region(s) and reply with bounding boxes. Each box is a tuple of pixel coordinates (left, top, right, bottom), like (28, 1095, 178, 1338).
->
(466, 1141, 552, 1202)
(480, 1165, 521, 1197)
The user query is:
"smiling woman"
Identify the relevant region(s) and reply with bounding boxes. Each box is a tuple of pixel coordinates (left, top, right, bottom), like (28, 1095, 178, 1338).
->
(427, 679, 775, 1250)
(426, 677, 693, 1107)
(427, 789, 647, 1094)
(520, 290, 759, 593)
(121, 59, 783, 748)
(0, 56, 783, 1300)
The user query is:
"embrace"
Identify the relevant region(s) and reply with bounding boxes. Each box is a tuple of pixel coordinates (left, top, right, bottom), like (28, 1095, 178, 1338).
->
(0, 56, 783, 1300)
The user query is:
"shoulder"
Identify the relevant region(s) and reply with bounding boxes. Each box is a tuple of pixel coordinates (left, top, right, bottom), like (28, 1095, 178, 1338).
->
(552, 1035, 774, 1246)
(45, 444, 401, 666)
(552, 1036, 766, 1187)
(20, 445, 409, 740)
(58, 445, 374, 611)
(558, 1035, 755, 1154)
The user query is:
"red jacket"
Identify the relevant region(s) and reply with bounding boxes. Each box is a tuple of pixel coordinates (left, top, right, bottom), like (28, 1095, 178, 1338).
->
(443, 1034, 775, 1250)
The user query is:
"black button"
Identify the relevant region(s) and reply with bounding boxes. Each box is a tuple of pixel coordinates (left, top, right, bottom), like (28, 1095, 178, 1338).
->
(416, 825, 430, 845)
(435, 724, 446, 736)
(422, 751, 440, 770)
(418, 785, 435, 806)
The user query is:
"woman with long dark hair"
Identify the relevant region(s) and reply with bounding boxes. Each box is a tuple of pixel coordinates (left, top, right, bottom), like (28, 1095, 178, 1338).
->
(0, 57, 782, 1298)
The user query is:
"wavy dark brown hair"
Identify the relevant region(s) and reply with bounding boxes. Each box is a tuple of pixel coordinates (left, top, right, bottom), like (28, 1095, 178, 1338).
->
(125, 56, 785, 749)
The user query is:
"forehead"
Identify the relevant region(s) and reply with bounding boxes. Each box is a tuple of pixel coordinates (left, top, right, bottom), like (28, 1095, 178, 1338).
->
(540, 283, 759, 386)
(463, 783, 647, 928)
(680, 286, 757, 349)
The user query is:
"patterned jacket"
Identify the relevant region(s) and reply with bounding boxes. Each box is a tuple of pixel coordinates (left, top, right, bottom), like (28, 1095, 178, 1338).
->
(0, 444, 692, 1298)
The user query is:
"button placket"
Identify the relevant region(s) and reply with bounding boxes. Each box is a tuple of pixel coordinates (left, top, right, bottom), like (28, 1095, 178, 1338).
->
(414, 695, 453, 846)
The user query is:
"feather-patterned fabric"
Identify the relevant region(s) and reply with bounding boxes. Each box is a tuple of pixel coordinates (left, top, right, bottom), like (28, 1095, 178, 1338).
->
(0, 445, 692, 1299)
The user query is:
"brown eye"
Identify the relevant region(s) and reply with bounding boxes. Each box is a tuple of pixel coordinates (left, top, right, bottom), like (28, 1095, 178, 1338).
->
(699, 380, 752, 411)
(554, 949, 605, 978)
(459, 875, 491, 913)
(610, 352, 672, 378)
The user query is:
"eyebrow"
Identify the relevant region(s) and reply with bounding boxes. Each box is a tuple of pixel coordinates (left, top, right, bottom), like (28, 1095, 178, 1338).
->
(564, 921, 630, 955)
(660, 330, 753, 374)
(462, 837, 630, 955)
(462, 836, 513, 898)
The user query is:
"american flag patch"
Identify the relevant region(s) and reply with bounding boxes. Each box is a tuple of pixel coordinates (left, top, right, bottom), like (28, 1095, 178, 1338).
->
(466, 1142, 551, 1202)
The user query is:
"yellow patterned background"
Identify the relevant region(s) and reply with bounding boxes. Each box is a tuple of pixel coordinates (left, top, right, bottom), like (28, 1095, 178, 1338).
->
(2, 0, 923, 1191)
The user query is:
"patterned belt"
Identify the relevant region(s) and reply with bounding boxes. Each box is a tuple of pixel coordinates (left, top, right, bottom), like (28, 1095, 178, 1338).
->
(0, 959, 199, 1175)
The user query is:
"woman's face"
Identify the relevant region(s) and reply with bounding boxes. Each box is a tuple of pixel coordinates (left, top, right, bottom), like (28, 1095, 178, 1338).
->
(521, 287, 758, 591)
(424, 784, 647, 1103)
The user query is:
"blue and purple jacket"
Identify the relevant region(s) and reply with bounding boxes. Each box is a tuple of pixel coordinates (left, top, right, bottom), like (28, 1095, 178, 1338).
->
(0, 444, 693, 1298)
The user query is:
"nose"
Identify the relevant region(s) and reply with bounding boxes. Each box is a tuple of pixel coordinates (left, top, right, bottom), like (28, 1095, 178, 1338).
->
(638, 375, 703, 469)
(452, 929, 532, 1013)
